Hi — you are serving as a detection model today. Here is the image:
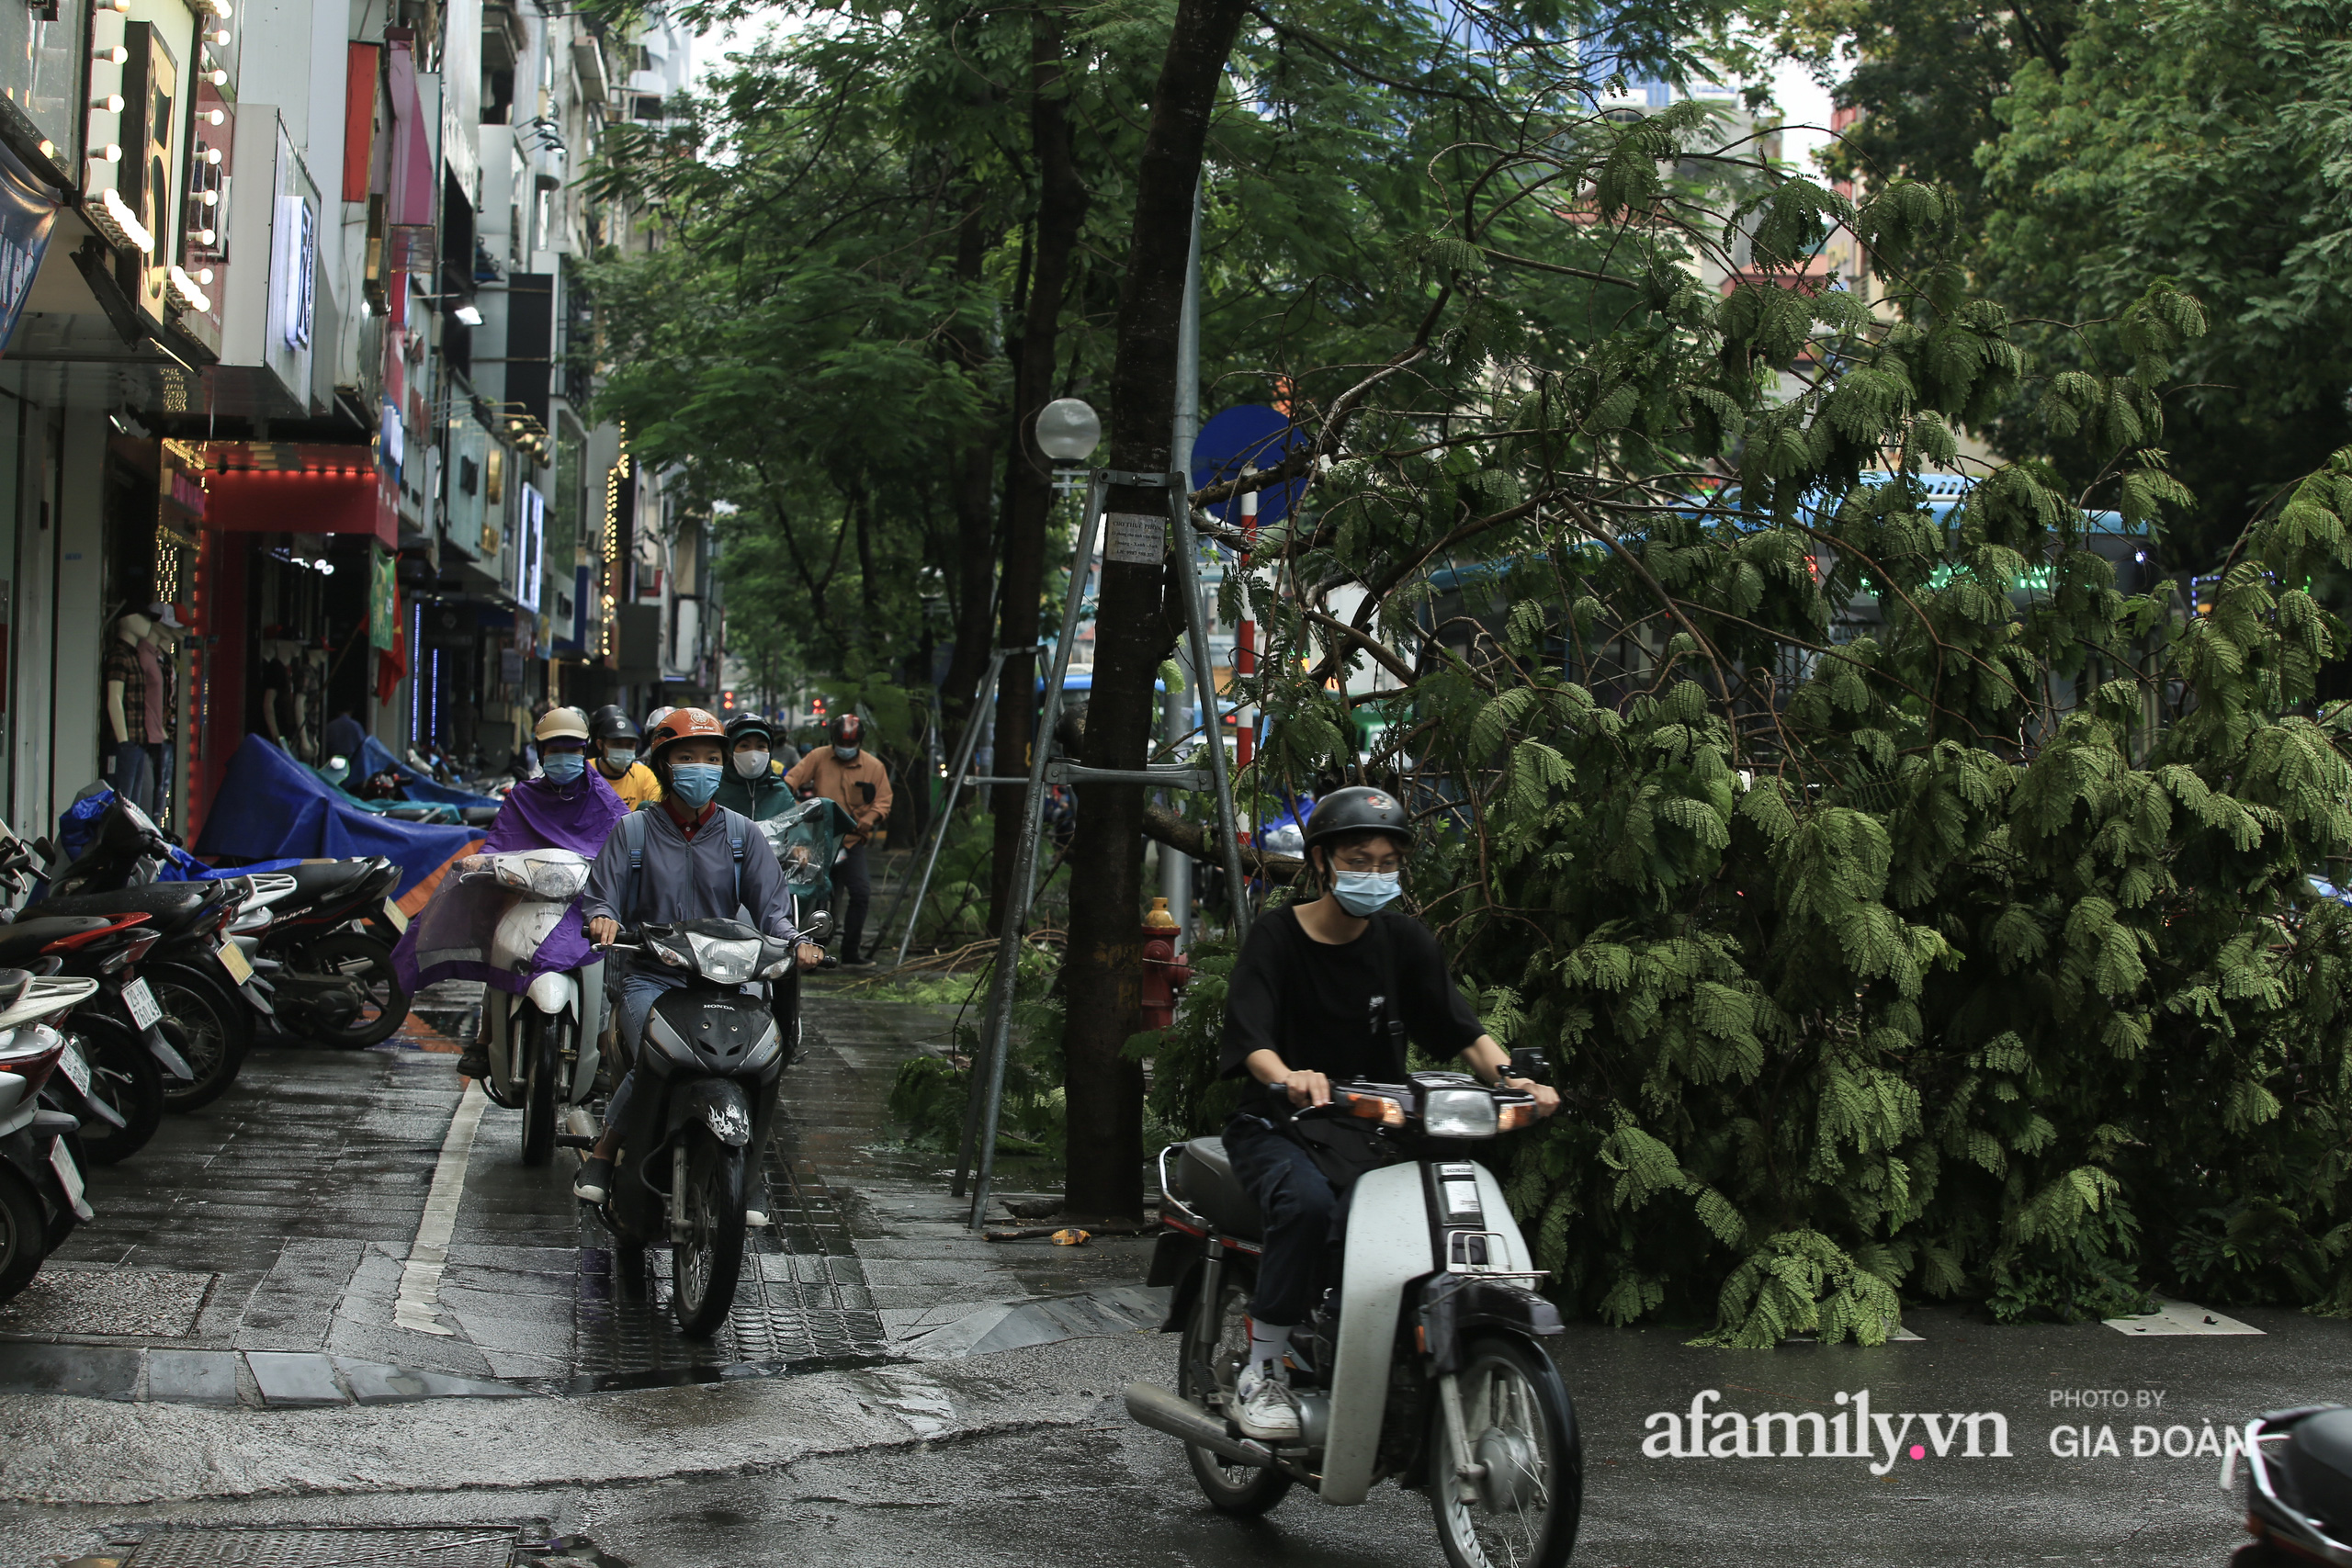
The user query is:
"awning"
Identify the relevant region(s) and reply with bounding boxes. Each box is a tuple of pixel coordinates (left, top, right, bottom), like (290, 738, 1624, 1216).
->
(201, 443, 396, 546)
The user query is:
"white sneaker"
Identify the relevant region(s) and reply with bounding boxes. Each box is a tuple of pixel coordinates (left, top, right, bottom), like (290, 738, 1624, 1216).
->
(745, 1210, 769, 1226)
(1233, 1359, 1302, 1441)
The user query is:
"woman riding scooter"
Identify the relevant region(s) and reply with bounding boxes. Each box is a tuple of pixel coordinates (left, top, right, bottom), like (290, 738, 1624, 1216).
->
(589, 705, 662, 811)
(714, 712, 798, 822)
(391, 707, 629, 1081)
(572, 707, 821, 1204)
(1218, 786, 1560, 1441)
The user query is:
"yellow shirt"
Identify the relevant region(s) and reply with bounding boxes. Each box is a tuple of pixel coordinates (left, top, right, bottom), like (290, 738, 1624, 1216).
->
(599, 760, 662, 810)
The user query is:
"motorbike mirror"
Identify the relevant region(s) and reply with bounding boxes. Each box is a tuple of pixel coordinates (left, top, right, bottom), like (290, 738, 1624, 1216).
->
(1506, 1046, 1553, 1085)
(802, 910, 835, 943)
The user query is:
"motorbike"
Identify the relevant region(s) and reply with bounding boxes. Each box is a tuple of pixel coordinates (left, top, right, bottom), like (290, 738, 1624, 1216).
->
(2226, 1404, 2352, 1564)
(6, 912, 188, 1164)
(580, 919, 801, 1336)
(244, 858, 408, 1048)
(0, 969, 110, 1301)
(756, 796, 855, 1062)
(464, 847, 605, 1167)
(1127, 1055, 1583, 1568)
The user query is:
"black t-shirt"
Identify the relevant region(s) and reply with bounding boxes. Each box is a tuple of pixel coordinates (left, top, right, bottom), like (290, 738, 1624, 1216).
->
(1219, 905, 1485, 1118)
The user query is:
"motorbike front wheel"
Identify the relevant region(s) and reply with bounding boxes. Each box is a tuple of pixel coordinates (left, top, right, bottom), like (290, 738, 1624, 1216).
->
(296, 933, 411, 1049)
(0, 1164, 52, 1302)
(518, 1011, 561, 1168)
(1177, 1272, 1295, 1516)
(1429, 1335, 1583, 1568)
(146, 960, 250, 1111)
(671, 1131, 745, 1337)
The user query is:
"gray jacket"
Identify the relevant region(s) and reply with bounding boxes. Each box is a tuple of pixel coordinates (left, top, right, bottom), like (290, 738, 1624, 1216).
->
(580, 804, 797, 974)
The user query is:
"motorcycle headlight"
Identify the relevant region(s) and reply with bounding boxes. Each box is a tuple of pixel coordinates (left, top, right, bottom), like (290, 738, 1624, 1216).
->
(686, 934, 762, 985)
(1421, 1088, 1499, 1140)
(528, 861, 590, 899)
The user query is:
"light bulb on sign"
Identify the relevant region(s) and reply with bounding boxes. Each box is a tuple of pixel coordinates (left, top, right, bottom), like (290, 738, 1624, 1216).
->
(197, 268, 213, 285)
(205, 110, 224, 126)
(95, 143, 121, 163)
(199, 189, 217, 206)
(203, 147, 220, 164)
(96, 46, 126, 64)
(92, 95, 123, 112)
(211, 28, 230, 43)
(197, 227, 215, 244)
(319, 562, 335, 577)
(206, 70, 226, 86)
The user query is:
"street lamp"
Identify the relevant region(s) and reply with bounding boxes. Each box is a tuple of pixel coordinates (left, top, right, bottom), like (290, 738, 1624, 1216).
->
(1035, 398, 1100, 463)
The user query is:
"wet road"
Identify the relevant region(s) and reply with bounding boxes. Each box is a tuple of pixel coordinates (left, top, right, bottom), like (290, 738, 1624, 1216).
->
(1, 975, 2348, 1567)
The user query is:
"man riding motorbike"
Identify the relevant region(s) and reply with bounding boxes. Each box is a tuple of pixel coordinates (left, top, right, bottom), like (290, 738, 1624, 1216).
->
(572, 707, 822, 1203)
(589, 705, 662, 811)
(393, 706, 630, 1081)
(715, 713, 797, 822)
(1216, 785, 1561, 1442)
(783, 712, 891, 967)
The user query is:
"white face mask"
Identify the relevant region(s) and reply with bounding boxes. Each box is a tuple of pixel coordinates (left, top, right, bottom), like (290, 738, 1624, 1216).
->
(732, 750, 771, 780)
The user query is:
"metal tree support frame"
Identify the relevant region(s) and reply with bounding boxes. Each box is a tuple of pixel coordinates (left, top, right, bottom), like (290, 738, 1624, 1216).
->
(881, 642, 1041, 970)
(956, 468, 1251, 1226)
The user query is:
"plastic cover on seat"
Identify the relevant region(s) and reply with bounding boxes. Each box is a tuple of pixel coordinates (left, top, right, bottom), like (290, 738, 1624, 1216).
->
(27, 885, 220, 931)
(1177, 1136, 1267, 1242)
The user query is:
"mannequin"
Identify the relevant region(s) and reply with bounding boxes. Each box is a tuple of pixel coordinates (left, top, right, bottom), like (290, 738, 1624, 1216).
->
(143, 607, 185, 826)
(102, 613, 160, 814)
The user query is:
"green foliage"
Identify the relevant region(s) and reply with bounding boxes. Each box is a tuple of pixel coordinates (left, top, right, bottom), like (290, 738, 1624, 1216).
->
(887, 942, 1069, 1155)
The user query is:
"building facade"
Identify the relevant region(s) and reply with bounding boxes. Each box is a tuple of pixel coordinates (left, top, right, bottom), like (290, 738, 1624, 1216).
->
(0, 0, 692, 845)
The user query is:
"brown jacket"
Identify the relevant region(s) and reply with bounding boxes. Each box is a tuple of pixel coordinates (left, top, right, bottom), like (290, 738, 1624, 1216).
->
(785, 748, 893, 845)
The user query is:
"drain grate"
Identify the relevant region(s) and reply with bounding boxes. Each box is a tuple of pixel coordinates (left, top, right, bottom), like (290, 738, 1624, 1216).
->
(120, 1528, 518, 1568)
(570, 1151, 888, 1377)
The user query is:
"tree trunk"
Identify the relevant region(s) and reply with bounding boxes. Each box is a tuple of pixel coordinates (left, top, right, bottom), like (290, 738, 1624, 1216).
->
(940, 193, 1002, 761)
(1060, 0, 1248, 1221)
(988, 7, 1090, 930)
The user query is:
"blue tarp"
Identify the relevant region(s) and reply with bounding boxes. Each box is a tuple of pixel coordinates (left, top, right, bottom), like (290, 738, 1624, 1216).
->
(357, 735, 503, 811)
(195, 735, 481, 900)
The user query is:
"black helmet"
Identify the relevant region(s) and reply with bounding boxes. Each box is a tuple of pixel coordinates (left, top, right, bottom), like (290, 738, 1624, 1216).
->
(1301, 786, 1414, 857)
(589, 704, 639, 742)
(725, 712, 776, 747)
(829, 712, 865, 750)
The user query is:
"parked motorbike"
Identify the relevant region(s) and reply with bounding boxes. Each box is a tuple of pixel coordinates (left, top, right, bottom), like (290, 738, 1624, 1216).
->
(5, 911, 188, 1164)
(464, 848, 604, 1166)
(1128, 1055, 1583, 1568)
(244, 858, 408, 1048)
(2226, 1404, 2352, 1564)
(582, 919, 801, 1336)
(0, 970, 109, 1301)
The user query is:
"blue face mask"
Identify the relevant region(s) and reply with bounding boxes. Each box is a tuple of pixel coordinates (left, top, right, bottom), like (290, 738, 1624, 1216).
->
(833, 744, 859, 762)
(541, 752, 586, 784)
(1332, 870, 1403, 918)
(604, 747, 636, 770)
(667, 762, 722, 807)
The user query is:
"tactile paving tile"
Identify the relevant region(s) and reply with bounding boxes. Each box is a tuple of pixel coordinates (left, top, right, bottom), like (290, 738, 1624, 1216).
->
(569, 1143, 888, 1376)
(122, 1528, 517, 1568)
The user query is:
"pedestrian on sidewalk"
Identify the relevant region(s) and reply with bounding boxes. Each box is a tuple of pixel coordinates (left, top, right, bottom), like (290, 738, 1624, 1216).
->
(784, 712, 891, 967)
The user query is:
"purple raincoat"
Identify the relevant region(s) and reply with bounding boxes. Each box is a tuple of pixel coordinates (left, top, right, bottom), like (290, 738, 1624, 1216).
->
(391, 771, 631, 995)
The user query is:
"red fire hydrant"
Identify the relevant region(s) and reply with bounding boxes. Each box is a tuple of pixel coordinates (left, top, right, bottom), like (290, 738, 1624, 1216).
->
(1139, 897, 1193, 1031)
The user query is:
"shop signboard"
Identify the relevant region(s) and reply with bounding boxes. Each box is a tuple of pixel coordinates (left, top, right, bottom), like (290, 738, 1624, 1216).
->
(370, 548, 398, 652)
(0, 142, 56, 354)
(0, 0, 87, 182)
(512, 484, 544, 614)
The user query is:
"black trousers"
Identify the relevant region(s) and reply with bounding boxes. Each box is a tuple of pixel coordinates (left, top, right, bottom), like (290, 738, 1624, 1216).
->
(1223, 1117, 1351, 1327)
(835, 841, 872, 960)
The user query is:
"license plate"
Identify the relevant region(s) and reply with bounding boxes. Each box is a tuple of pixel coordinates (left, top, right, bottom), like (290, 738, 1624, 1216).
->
(380, 897, 409, 934)
(57, 1041, 90, 1097)
(217, 941, 254, 985)
(48, 1134, 88, 1216)
(121, 977, 162, 1030)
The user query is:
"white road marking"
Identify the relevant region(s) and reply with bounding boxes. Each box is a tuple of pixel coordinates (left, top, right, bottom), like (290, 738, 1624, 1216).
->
(2104, 1295, 2264, 1336)
(395, 1080, 490, 1337)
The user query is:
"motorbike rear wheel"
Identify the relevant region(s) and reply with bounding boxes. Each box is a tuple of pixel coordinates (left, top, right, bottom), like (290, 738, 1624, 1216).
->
(1178, 1273, 1295, 1515)
(146, 961, 250, 1111)
(1429, 1334, 1582, 1568)
(671, 1131, 745, 1337)
(295, 933, 411, 1049)
(518, 1011, 560, 1167)
(0, 1164, 51, 1302)
(73, 1021, 164, 1165)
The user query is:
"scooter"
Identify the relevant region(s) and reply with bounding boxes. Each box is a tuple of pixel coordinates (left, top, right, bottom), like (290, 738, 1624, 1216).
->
(1128, 1055, 1583, 1568)
(248, 857, 409, 1048)
(582, 919, 800, 1336)
(465, 848, 604, 1167)
(2226, 1404, 2352, 1563)
(0, 970, 111, 1302)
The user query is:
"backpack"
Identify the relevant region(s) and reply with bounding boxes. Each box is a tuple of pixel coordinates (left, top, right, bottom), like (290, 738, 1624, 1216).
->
(617, 807, 748, 923)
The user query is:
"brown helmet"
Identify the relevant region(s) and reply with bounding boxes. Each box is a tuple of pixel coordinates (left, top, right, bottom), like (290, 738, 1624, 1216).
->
(645, 705, 725, 766)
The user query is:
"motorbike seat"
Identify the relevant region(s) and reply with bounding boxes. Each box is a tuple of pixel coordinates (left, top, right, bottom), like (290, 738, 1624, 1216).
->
(284, 860, 380, 905)
(28, 884, 223, 934)
(1176, 1137, 1266, 1242)
(0, 916, 115, 965)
